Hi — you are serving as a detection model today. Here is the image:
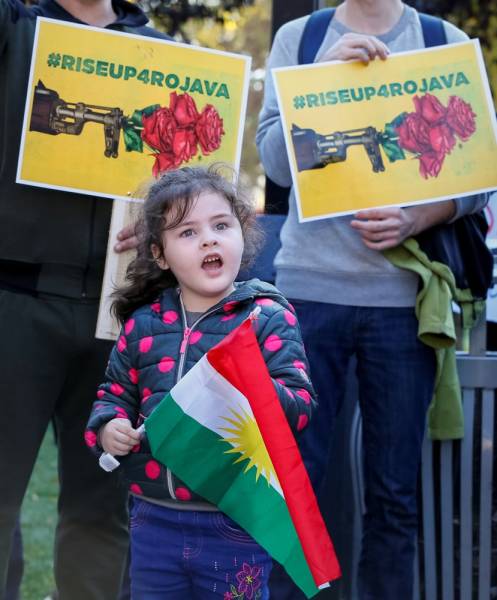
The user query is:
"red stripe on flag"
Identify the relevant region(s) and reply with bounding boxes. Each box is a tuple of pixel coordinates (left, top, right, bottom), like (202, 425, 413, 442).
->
(207, 319, 341, 587)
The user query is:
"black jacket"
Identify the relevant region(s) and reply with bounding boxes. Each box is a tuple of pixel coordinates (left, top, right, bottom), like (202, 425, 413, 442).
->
(0, 0, 166, 296)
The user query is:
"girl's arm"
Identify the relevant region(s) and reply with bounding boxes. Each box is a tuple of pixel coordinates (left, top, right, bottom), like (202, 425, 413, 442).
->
(256, 304, 316, 435)
(85, 329, 141, 455)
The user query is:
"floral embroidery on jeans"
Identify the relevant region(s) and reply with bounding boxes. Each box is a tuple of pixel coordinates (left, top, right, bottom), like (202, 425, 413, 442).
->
(224, 562, 262, 599)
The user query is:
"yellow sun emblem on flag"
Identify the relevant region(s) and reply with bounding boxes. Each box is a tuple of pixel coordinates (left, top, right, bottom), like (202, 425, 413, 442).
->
(220, 407, 278, 485)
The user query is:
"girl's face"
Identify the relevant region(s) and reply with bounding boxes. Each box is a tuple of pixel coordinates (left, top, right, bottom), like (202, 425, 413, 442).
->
(152, 191, 244, 312)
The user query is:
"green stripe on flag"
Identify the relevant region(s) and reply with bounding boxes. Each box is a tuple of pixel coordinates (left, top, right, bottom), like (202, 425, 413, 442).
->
(146, 394, 320, 598)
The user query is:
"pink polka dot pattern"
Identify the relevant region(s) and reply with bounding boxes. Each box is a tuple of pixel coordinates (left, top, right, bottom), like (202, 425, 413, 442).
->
(221, 313, 236, 322)
(94, 403, 104, 411)
(151, 303, 161, 313)
(139, 337, 153, 353)
(124, 319, 135, 335)
(297, 414, 309, 431)
(288, 302, 296, 313)
(130, 483, 143, 495)
(293, 360, 306, 370)
(145, 460, 161, 480)
(223, 301, 239, 312)
(97, 390, 105, 399)
(189, 331, 203, 345)
(284, 387, 294, 398)
(158, 356, 175, 373)
(163, 310, 179, 325)
(84, 430, 97, 447)
(296, 389, 311, 405)
(255, 298, 274, 306)
(131, 443, 141, 453)
(117, 336, 127, 352)
(276, 378, 285, 385)
(110, 383, 125, 396)
(264, 334, 282, 352)
(115, 406, 128, 419)
(141, 388, 152, 403)
(284, 310, 297, 326)
(129, 368, 139, 384)
(175, 487, 192, 501)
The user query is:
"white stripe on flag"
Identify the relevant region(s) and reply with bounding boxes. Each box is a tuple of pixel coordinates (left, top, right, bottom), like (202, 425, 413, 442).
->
(171, 355, 283, 494)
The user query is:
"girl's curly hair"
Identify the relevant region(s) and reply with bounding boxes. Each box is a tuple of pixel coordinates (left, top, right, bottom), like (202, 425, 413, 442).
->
(112, 165, 262, 323)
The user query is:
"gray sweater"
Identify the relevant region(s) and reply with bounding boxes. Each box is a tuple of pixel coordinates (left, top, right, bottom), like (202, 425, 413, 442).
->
(256, 5, 487, 307)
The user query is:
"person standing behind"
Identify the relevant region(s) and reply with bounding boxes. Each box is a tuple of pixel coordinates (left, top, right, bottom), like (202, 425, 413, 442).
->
(257, 1, 487, 598)
(0, 1, 166, 598)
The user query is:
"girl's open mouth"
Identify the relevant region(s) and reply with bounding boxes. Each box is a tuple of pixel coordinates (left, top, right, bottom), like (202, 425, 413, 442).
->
(202, 254, 223, 270)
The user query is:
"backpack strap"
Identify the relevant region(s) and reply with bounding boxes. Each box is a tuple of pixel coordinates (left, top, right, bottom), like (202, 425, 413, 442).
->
(418, 13, 447, 47)
(298, 7, 336, 65)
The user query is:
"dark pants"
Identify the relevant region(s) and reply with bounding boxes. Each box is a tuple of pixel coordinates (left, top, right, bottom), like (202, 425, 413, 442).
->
(130, 498, 272, 599)
(5, 519, 22, 600)
(270, 300, 436, 600)
(0, 289, 129, 600)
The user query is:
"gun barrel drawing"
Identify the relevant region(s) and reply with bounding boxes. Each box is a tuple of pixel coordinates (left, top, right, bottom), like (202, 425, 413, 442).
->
(291, 124, 385, 173)
(29, 80, 124, 158)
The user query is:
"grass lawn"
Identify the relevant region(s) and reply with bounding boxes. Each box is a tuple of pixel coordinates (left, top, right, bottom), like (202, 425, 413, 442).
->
(20, 431, 58, 600)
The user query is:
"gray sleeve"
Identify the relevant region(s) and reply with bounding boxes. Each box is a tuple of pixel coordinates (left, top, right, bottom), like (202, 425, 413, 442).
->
(256, 19, 307, 188)
(450, 192, 489, 221)
(442, 20, 470, 44)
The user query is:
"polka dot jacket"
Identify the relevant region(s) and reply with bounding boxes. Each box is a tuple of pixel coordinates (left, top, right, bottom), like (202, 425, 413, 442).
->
(85, 279, 316, 505)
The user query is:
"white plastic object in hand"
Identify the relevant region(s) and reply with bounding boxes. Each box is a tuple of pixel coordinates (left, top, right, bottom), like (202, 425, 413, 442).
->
(99, 452, 121, 472)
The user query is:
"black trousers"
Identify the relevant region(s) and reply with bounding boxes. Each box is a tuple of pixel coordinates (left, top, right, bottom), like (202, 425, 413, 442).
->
(0, 289, 128, 600)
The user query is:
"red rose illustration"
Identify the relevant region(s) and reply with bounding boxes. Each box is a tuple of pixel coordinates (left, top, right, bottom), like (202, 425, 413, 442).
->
(172, 128, 198, 164)
(169, 92, 199, 127)
(396, 113, 431, 154)
(152, 152, 176, 177)
(195, 104, 225, 155)
(418, 150, 445, 179)
(413, 93, 446, 124)
(446, 95, 476, 141)
(428, 122, 456, 156)
(141, 107, 176, 153)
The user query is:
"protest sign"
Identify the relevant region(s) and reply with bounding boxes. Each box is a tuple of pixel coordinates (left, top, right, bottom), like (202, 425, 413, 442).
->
(273, 40, 497, 221)
(17, 18, 250, 200)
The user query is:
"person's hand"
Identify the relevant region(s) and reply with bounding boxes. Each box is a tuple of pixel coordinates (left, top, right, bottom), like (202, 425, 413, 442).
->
(98, 419, 141, 456)
(114, 224, 138, 253)
(318, 32, 389, 65)
(350, 207, 416, 250)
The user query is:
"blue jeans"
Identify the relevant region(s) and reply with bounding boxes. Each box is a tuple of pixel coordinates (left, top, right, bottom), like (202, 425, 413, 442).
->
(130, 498, 272, 599)
(290, 300, 436, 600)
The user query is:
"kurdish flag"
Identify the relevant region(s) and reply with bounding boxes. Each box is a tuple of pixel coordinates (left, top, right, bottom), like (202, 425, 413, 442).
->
(145, 318, 340, 597)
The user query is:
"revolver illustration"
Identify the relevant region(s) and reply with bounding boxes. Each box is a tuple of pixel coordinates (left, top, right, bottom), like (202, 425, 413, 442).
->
(291, 124, 385, 173)
(29, 80, 124, 158)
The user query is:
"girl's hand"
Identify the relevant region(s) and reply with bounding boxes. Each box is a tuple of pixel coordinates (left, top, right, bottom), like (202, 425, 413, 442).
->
(318, 33, 389, 64)
(98, 419, 141, 456)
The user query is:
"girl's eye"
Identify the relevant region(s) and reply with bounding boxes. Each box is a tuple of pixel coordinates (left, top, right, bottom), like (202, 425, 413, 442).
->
(179, 228, 194, 238)
(215, 222, 228, 231)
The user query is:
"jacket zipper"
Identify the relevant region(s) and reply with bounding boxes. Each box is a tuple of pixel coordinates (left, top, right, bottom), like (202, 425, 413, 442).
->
(165, 296, 221, 500)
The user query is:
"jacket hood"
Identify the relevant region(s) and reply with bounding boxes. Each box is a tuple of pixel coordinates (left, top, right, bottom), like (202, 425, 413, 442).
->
(31, 0, 149, 27)
(232, 278, 291, 309)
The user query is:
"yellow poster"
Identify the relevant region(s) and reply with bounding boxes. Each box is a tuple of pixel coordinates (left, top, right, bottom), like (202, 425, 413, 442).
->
(17, 18, 251, 200)
(273, 40, 497, 221)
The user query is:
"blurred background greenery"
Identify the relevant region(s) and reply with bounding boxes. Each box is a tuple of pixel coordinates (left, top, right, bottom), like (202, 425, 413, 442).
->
(19, 1, 497, 598)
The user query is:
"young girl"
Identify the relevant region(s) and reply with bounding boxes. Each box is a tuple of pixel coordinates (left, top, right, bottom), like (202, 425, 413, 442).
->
(85, 166, 316, 599)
